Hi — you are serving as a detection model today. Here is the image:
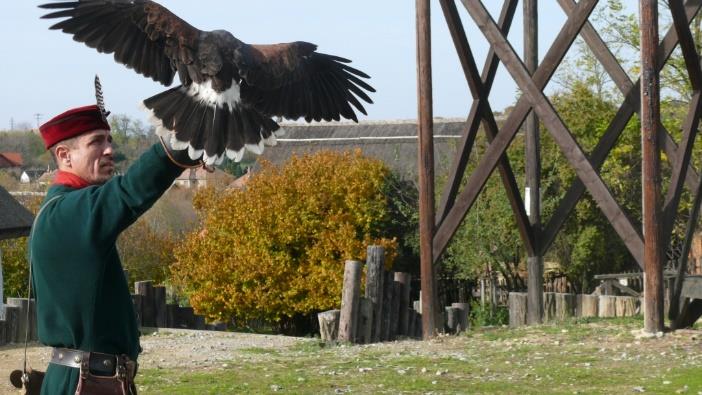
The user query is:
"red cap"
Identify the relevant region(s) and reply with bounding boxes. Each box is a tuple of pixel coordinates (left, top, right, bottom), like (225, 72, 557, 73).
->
(39, 105, 110, 149)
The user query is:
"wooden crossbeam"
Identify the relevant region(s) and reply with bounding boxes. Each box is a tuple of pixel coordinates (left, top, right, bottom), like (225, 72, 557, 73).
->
(437, 0, 534, 256)
(541, 0, 702, 256)
(669, 0, 702, 91)
(663, 92, 702, 239)
(662, 0, 702, 245)
(432, 0, 598, 262)
(464, 0, 645, 266)
(435, 0, 517, 221)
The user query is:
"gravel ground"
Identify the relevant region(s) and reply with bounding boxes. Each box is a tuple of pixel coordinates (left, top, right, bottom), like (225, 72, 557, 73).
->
(0, 328, 307, 393)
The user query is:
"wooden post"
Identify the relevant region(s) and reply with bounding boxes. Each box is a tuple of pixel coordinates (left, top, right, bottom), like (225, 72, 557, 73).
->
(135, 281, 155, 327)
(598, 295, 617, 318)
(524, 0, 544, 327)
(365, 245, 385, 342)
(338, 260, 362, 342)
(318, 309, 340, 342)
(615, 296, 639, 317)
(194, 315, 206, 330)
(451, 302, 470, 332)
(445, 307, 459, 334)
(6, 298, 36, 342)
(131, 294, 143, 326)
(554, 293, 575, 321)
(576, 294, 598, 317)
(417, 0, 439, 339)
(4, 305, 20, 343)
(357, 298, 373, 344)
(0, 314, 6, 346)
(153, 286, 167, 328)
(381, 271, 396, 341)
(508, 292, 528, 327)
(543, 292, 556, 322)
(641, 0, 664, 334)
(165, 304, 179, 328)
(395, 272, 411, 336)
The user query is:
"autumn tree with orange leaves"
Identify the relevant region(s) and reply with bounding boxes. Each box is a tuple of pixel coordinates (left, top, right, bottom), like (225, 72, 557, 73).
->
(171, 150, 405, 329)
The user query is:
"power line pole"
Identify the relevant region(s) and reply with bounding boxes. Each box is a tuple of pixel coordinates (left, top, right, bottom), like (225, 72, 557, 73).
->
(34, 113, 43, 130)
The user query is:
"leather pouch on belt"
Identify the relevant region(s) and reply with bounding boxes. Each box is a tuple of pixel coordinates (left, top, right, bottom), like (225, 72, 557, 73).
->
(75, 354, 132, 395)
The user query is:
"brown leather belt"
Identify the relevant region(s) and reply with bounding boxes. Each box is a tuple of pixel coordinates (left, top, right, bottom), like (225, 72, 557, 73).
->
(50, 348, 136, 378)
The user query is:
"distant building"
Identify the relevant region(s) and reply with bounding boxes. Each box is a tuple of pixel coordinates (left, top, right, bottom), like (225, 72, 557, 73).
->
(258, 119, 465, 181)
(174, 167, 235, 189)
(0, 152, 23, 169)
(36, 169, 57, 186)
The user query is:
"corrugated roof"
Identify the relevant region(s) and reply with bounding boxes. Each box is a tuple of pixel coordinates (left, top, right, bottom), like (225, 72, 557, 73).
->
(257, 119, 466, 180)
(0, 185, 33, 240)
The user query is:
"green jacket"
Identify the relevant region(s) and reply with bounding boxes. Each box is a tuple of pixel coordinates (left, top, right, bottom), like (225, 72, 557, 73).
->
(31, 143, 183, 394)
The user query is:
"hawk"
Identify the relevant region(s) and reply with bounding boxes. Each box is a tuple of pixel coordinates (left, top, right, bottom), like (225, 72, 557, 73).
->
(40, 1, 375, 165)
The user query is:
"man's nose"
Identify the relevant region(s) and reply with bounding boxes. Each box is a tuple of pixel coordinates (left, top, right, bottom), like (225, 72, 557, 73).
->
(104, 142, 113, 156)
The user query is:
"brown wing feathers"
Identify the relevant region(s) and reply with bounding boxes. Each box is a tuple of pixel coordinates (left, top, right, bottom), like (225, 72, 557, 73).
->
(39, 0, 192, 86)
(240, 50, 375, 122)
(40, 0, 375, 163)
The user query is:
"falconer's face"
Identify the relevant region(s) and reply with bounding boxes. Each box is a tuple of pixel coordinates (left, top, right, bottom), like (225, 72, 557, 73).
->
(56, 129, 115, 184)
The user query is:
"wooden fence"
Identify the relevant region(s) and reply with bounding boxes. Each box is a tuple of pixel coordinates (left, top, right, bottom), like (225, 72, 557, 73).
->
(0, 280, 224, 347)
(318, 245, 472, 343)
(508, 292, 642, 326)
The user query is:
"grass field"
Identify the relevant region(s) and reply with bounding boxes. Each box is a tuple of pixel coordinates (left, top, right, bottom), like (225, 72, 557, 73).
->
(136, 317, 702, 394)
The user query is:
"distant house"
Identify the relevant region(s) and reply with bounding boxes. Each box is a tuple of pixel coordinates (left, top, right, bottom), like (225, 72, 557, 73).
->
(174, 167, 235, 189)
(0, 152, 23, 169)
(257, 119, 465, 181)
(36, 169, 57, 186)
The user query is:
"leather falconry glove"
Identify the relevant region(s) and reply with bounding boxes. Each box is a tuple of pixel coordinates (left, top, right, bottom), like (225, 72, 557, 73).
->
(159, 135, 207, 170)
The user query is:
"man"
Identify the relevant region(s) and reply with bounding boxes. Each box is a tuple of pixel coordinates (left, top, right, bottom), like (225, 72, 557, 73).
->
(30, 103, 200, 394)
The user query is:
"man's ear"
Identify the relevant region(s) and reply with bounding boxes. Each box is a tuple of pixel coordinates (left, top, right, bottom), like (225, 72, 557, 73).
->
(54, 145, 71, 168)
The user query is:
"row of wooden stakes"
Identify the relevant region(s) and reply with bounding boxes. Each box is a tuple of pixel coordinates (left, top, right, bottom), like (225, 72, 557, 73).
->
(319, 246, 427, 343)
(132, 280, 225, 331)
(508, 292, 641, 326)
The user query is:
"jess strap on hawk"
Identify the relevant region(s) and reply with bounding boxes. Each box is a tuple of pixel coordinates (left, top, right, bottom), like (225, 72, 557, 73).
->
(50, 348, 137, 395)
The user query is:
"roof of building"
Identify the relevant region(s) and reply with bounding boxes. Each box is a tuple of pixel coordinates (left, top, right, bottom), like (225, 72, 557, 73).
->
(0, 185, 33, 240)
(257, 119, 466, 180)
(0, 152, 23, 167)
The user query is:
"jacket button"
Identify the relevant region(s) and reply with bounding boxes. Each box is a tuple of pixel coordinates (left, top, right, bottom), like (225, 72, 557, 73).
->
(74, 355, 81, 363)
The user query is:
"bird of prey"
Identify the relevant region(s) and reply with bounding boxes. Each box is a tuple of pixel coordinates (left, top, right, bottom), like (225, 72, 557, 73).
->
(39, 1, 375, 165)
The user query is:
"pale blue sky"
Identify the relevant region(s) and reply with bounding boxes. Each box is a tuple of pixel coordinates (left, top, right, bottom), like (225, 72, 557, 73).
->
(1, 1, 623, 130)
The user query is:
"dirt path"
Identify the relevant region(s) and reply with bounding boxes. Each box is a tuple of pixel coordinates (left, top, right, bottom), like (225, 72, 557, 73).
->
(0, 328, 307, 393)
